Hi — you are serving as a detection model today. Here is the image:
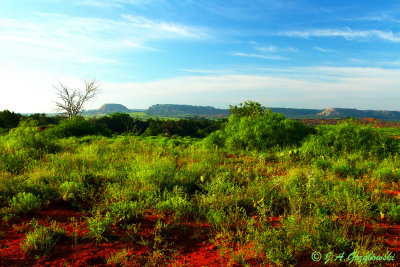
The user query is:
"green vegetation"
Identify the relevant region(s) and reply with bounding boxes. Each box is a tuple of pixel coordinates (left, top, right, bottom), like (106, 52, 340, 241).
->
(1, 101, 399, 265)
(20, 219, 65, 256)
(374, 127, 400, 138)
(205, 101, 313, 151)
(146, 103, 229, 118)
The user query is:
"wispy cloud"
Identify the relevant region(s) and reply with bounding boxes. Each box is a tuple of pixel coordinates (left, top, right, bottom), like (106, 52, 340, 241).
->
(340, 13, 400, 24)
(2, 63, 400, 112)
(121, 14, 211, 40)
(74, 0, 151, 8)
(314, 46, 337, 53)
(256, 45, 277, 53)
(98, 66, 400, 110)
(177, 68, 235, 74)
(231, 43, 296, 61)
(0, 12, 212, 65)
(280, 28, 400, 42)
(232, 52, 288, 60)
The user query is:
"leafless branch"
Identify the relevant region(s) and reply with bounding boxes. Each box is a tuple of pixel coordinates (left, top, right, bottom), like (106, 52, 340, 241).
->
(54, 79, 101, 119)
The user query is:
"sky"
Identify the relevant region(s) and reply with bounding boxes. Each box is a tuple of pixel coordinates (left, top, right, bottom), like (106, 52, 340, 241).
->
(0, 0, 400, 113)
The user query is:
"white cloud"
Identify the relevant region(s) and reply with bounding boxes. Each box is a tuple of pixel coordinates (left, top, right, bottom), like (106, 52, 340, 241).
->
(314, 46, 337, 53)
(99, 66, 400, 110)
(2, 65, 400, 112)
(74, 0, 151, 8)
(232, 52, 288, 60)
(0, 12, 211, 66)
(280, 28, 400, 42)
(121, 14, 211, 40)
(256, 45, 277, 52)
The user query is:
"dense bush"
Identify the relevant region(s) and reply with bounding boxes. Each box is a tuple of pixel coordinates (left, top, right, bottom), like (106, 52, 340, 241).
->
(24, 113, 65, 126)
(96, 112, 147, 134)
(48, 117, 111, 138)
(300, 121, 399, 159)
(0, 110, 22, 129)
(3, 120, 60, 159)
(204, 101, 312, 151)
(142, 117, 223, 138)
(9, 192, 42, 214)
(20, 219, 65, 256)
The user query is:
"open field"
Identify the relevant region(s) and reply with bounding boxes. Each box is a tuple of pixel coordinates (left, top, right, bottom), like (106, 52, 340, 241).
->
(1, 109, 400, 266)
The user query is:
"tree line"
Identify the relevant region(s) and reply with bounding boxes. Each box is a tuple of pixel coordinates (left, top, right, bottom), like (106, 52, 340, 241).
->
(0, 110, 225, 138)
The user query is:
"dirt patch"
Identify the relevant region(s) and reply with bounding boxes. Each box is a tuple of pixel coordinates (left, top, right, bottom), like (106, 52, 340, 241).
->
(0, 204, 229, 267)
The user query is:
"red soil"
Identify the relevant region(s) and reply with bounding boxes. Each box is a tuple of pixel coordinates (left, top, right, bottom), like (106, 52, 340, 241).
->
(363, 220, 400, 253)
(0, 203, 231, 267)
(384, 190, 400, 198)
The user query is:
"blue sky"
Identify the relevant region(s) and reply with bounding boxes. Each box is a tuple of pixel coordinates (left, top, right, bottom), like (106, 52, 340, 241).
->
(1, 0, 400, 113)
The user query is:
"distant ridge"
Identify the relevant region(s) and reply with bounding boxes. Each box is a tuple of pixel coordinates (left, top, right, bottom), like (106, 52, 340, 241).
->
(83, 103, 400, 121)
(146, 104, 229, 118)
(317, 108, 400, 120)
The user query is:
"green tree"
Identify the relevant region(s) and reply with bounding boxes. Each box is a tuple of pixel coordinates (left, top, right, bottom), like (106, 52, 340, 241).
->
(229, 101, 266, 117)
(0, 110, 22, 129)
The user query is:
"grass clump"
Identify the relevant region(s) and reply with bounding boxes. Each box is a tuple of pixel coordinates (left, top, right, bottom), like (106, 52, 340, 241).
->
(108, 200, 143, 224)
(9, 192, 42, 214)
(86, 213, 113, 244)
(106, 248, 132, 265)
(20, 219, 65, 256)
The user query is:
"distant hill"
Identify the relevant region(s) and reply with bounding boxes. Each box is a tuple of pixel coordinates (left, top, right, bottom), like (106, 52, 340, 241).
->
(147, 104, 400, 120)
(98, 103, 130, 113)
(317, 108, 400, 120)
(83, 104, 145, 115)
(146, 104, 230, 118)
(269, 108, 324, 118)
(82, 103, 400, 121)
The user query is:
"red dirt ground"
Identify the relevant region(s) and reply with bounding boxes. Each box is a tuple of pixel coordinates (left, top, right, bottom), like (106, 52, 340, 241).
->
(0, 203, 231, 267)
(2, 155, 400, 266)
(3, 201, 398, 266)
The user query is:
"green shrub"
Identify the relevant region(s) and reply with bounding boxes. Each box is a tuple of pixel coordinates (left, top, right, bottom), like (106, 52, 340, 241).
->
(203, 130, 226, 148)
(314, 158, 332, 171)
(20, 219, 65, 256)
(388, 203, 400, 223)
(205, 101, 312, 152)
(374, 164, 400, 183)
(5, 120, 59, 158)
(333, 161, 352, 178)
(0, 128, 8, 136)
(0, 150, 27, 173)
(86, 213, 113, 244)
(206, 209, 228, 230)
(59, 181, 83, 201)
(106, 249, 132, 265)
(300, 122, 399, 159)
(156, 187, 196, 219)
(108, 201, 143, 224)
(48, 117, 111, 138)
(9, 192, 41, 214)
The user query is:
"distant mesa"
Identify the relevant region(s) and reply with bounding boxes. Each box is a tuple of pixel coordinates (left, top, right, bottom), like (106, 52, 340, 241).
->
(146, 104, 230, 118)
(317, 108, 400, 120)
(83, 103, 400, 121)
(318, 108, 342, 117)
(97, 103, 130, 113)
(83, 103, 144, 115)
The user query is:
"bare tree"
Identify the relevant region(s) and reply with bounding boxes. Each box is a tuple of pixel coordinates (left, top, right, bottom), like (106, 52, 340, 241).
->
(54, 79, 101, 119)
